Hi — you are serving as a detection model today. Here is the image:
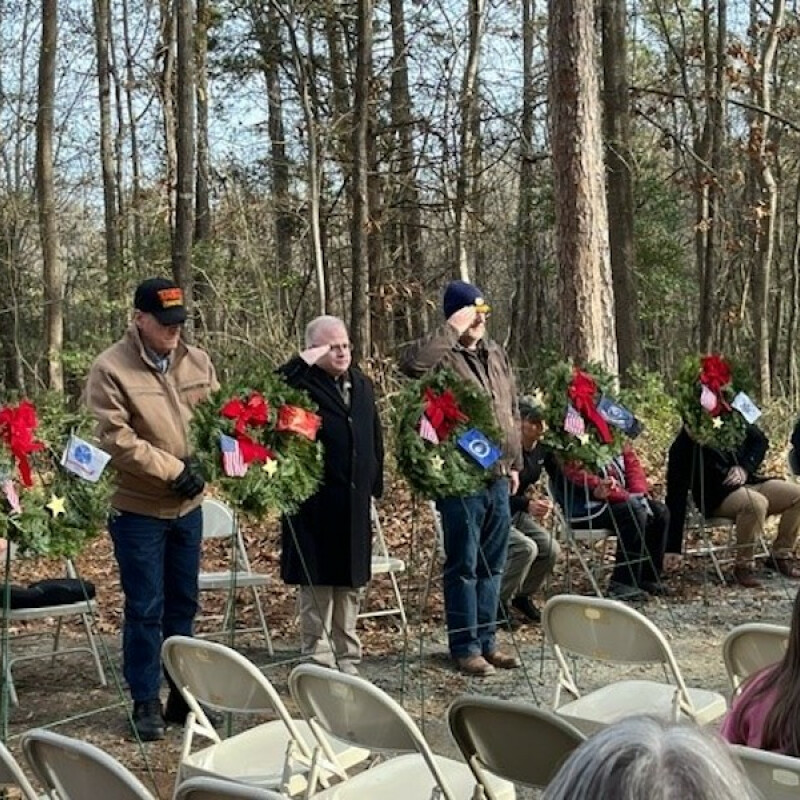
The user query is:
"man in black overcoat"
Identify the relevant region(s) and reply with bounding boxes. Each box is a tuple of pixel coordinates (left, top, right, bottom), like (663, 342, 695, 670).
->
(279, 315, 383, 675)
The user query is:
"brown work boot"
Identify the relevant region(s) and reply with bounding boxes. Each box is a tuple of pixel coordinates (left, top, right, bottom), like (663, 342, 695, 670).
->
(733, 564, 762, 589)
(484, 649, 522, 669)
(455, 654, 496, 677)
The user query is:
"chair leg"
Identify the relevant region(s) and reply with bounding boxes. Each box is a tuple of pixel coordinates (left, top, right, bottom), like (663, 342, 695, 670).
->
(387, 571, 407, 629)
(250, 586, 274, 656)
(79, 612, 108, 688)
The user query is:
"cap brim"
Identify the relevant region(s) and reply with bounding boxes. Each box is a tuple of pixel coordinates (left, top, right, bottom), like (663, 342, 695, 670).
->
(152, 307, 187, 325)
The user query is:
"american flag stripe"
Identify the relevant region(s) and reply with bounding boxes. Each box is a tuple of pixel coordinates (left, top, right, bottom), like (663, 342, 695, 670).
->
(220, 434, 248, 477)
(418, 414, 440, 444)
(564, 404, 586, 437)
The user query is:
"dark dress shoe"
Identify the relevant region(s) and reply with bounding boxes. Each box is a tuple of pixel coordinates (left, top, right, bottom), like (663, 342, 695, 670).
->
(639, 580, 672, 597)
(511, 594, 542, 623)
(132, 699, 165, 741)
(163, 689, 223, 728)
(496, 601, 520, 629)
(733, 565, 763, 588)
(768, 557, 800, 579)
(607, 581, 648, 602)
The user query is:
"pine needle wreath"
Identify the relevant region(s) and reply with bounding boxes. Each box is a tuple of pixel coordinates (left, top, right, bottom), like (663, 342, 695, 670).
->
(674, 354, 751, 450)
(191, 370, 324, 517)
(394, 369, 502, 500)
(0, 397, 113, 558)
(541, 361, 627, 471)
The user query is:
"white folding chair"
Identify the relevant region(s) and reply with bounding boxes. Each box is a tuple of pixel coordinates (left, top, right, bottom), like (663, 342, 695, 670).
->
(0, 739, 38, 800)
(288, 663, 516, 800)
(176, 776, 288, 799)
(448, 694, 585, 795)
(357, 500, 407, 630)
(162, 636, 368, 797)
(22, 728, 155, 799)
(723, 622, 789, 693)
(197, 498, 273, 654)
(0, 555, 107, 705)
(545, 475, 613, 598)
(542, 594, 727, 734)
(731, 744, 800, 800)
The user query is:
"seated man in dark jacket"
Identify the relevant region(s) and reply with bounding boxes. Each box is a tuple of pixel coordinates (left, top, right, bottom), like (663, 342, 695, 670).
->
(665, 424, 800, 588)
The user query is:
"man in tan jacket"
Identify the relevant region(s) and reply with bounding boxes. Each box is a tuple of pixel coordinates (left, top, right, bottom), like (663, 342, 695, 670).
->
(85, 277, 218, 741)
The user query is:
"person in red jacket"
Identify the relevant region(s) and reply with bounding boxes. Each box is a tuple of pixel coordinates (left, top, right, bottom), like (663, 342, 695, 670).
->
(553, 445, 668, 601)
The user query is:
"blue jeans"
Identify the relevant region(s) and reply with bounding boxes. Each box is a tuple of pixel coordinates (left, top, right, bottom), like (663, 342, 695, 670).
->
(436, 478, 511, 658)
(110, 508, 202, 702)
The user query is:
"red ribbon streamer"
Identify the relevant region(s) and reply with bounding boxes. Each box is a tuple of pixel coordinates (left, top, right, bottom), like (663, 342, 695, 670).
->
(276, 405, 322, 441)
(699, 354, 732, 416)
(237, 434, 274, 465)
(567, 369, 613, 444)
(0, 400, 45, 487)
(221, 392, 269, 436)
(423, 388, 468, 441)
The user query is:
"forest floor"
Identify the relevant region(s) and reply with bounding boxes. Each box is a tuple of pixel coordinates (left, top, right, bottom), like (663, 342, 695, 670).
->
(2, 482, 797, 799)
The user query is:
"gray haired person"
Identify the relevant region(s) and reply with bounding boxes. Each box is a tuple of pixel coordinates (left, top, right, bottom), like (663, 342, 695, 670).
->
(542, 715, 756, 800)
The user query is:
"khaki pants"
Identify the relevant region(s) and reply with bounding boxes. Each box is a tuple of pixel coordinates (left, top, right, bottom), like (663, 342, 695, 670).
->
(714, 479, 800, 564)
(500, 513, 560, 604)
(298, 585, 361, 669)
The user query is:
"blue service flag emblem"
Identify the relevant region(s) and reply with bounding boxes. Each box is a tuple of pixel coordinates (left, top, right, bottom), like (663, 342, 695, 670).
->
(457, 428, 501, 470)
(60, 435, 111, 483)
(596, 395, 642, 438)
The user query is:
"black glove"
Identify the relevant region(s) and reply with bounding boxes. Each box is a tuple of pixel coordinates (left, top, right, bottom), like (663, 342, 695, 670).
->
(172, 458, 205, 499)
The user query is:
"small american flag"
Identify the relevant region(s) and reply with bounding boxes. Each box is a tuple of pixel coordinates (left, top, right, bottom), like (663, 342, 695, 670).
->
(700, 384, 717, 412)
(2, 479, 20, 513)
(564, 404, 586, 437)
(220, 434, 248, 477)
(418, 414, 440, 444)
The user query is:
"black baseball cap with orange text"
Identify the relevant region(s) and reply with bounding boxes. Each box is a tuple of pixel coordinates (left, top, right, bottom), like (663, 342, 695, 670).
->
(134, 277, 187, 325)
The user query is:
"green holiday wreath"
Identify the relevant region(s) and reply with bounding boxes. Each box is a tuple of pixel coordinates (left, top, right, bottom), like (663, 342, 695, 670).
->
(0, 397, 112, 558)
(394, 369, 502, 500)
(541, 361, 627, 471)
(674, 354, 752, 450)
(191, 370, 324, 517)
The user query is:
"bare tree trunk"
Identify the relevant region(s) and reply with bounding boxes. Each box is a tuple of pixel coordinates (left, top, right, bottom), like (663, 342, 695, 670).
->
(749, 0, 784, 401)
(787, 170, 800, 402)
(509, 0, 538, 366)
(454, 0, 486, 280)
(158, 0, 178, 252)
(93, 0, 123, 337)
(122, 0, 144, 268)
(173, 0, 195, 319)
(251, 1, 293, 318)
(601, 0, 639, 379)
(194, 0, 210, 244)
(350, 0, 372, 360)
(548, 0, 618, 374)
(37, 0, 63, 391)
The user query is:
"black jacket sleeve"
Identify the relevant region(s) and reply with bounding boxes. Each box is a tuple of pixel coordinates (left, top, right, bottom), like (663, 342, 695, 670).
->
(736, 426, 768, 475)
(665, 430, 692, 554)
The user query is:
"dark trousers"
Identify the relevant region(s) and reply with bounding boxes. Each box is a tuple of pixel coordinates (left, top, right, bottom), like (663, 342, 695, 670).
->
(110, 507, 202, 702)
(592, 498, 668, 588)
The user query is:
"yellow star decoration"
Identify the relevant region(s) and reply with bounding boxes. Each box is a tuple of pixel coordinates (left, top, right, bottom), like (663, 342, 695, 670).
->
(46, 494, 67, 518)
(430, 454, 444, 472)
(578, 433, 590, 446)
(262, 458, 279, 477)
(712, 417, 724, 429)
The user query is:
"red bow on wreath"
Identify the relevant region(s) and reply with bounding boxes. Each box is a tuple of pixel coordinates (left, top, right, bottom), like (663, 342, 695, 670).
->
(567, 369, 612, 444)
(0, 400, 45, 487)
(699, 355, 732, 415)
(423, 388, 468, 441)
(221, 392, 269, 435)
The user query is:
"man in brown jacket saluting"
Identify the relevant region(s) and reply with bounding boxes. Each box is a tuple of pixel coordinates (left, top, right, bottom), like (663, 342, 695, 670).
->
(400, 280, 522, 676)
(85, 277, 218, 740)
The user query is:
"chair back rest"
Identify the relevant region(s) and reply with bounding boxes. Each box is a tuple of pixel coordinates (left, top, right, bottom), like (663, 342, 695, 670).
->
(22, 729, 154, 800)
(289, 664, 456, 797)
(448, 695, 585, 789)
(543, 594, 685, 675)
(201, 498, 237, 540)
(0, 740, 38, 799)
(723, 623, 790, 691)
(162, 636, 305, 744)
(731, 744, 800, 800)
(176, 775, 287, 799)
